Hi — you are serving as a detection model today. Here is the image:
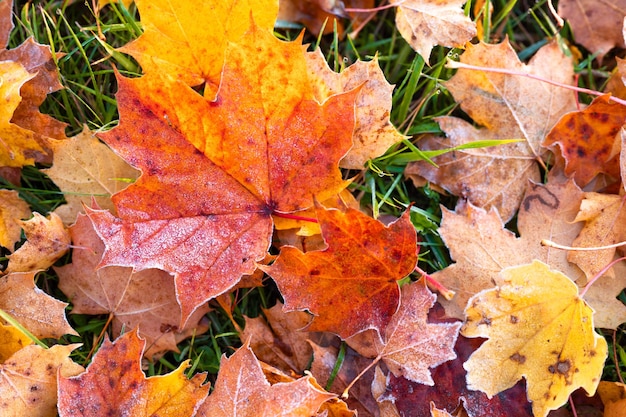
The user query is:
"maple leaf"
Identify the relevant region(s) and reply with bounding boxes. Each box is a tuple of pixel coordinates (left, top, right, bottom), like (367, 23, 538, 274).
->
(0, 189, 30, 251)
(261, 205, 417, 339)
(430, 174, 585, 319)
(406, 40, 576, 221)
(0, 344, 83, 417)
(119, 0, 278, 96)
(0, 271, 77, 339)
(582, 261, 626, 330)
(43, 128, 139, 224)
(196, 341, 334, 416)
(394, 0, 476, 60)
(380, 335, 533, 417)
(543, 95, 625, 187)
(558, 0, 626, 61)
(89, 22, 358, 324)
(305, 49, 407, 169)
(4, 212, 70, 274)
(462, 260, 608, 417)
(55, 214, 210, 359)
(57, 330, 209, 417)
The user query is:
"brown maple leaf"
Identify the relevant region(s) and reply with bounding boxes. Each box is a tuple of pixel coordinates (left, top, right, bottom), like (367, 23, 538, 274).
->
(57, 330, 209, 417)
(55, 214, 210, 359)
(261, 205, 418, 339)
(406, 40, 577, 221)
(196, 341, 334, 417)
(88, 22, 357, 324)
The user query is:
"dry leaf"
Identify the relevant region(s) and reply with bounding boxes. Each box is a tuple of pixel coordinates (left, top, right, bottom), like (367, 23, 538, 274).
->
(5, 212, 70, 274)
(462, 261, 608, 417)
(597, 381, 626, 417)
(0, 190, 30, 251)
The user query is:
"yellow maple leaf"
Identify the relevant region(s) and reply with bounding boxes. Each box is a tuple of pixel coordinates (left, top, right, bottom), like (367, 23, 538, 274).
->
(462, 260, 607, 417)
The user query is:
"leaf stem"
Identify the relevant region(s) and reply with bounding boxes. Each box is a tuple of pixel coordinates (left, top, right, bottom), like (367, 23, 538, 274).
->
(344, 1, 404, 13)
(341, 355, 381, 399)
(580, 256, 626, 298)
(445, 60, 626, 107)
(541, 239, 626, 251)
(415, 265, 455, 300)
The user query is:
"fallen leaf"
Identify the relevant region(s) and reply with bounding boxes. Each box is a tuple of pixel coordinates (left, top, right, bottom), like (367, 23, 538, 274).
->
(394, 0, 476, 60)
(462, 261, 608, 417)
(558, 0, 626, 60)
(241, 301, 313, 374)
(597, 381, 626, 417)
(406, 40, 576, 221)
(372, 365, 401, 417)
(261, 205, 417, 339)
(380, 336, 533, 417)
(0, 190, 31, 251)
(0, 344, 83, 417)
(543, 95, 625, 187)
(88, 22, 357, 324)
(580, 260, 626, 330)
(57, 330, 209, 417)
(604, 57, 626, 99)
(5, 212, 70, 274)
(196, 341, 334, 416)
(119, 0, 278, 96)
(305, 49, 407, 169)
(43, 128, 139, 225)
(0, 323, 32, 363)
(55, 214, 210, 359)
(0, 271, 77, 339)
(277, 0, 373, 36)
(430, 174, 585, 319)
(431, 402, 454, 417)
(568, 192, 626, 282)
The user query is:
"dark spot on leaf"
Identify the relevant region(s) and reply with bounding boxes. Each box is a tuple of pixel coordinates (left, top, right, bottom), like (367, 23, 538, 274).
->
(510, 315, 519, 324)
(310, 269, 321, 276)
(510, 353, 526, 364)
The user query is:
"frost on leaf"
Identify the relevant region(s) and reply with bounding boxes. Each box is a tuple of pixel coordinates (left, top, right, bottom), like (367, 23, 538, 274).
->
(462, 260, 608, 417)
(57, 330, 209, 417)
(88, 22, 357, 324)
(261, 205, 417, 339)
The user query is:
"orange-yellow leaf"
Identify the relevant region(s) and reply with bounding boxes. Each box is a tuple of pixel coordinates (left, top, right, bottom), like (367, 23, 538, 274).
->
(0, 323, 32, 362)
(196, 341, 334, 416)
(0, 344, 83, 417)
(395, 0, 476, 60)
(462, 260, 608, 417)
(597, 381, 626, 417)
(43, 128, 139, 224)
(57, 330, 209, 417)
(5, 212, 70, 274)
(119, 0, 278, 96)
(89, 22, 357, 324)
(0, 271, 77, 339)
(543, 95, 626, 187)
(56, 214, 209, 359)
(0, 189, 30, 251)
(262, 205, 418, 339)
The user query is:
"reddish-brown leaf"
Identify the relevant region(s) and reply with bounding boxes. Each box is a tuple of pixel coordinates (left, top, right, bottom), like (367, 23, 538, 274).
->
(88, 22, 357, 324)
(261, 205, 418, 339)
(57, 330, 209, 417)
(196, 342, 334, 416)
(544, 95, 626, 187)
(55, 214, 210, 359)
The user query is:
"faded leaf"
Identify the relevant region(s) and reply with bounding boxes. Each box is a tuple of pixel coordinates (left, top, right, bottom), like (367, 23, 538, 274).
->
(544, 95, 625, 187)
(262, 205, 417, 339)
(462, 261, 608, 417)
(0, 344, 83, 417)
(196, 342, 334, 416)
(89, 22, 356, 324)
(558, 0, 626, 60)
(306, 49, 407, 169)
(55, 214, 210, 359)
(581, 260, 626, 330)
(241, 301, 313, 374)
(57, 330, 209, 417)
(407, 40, 576, 221)
(568, 192, 626, 282)
(0, 190, 30, 251)
(0, 271, 77, 339)
(5, 212, 70, 274)
(119, 0, 278, 96)
(395, 0, 476, 60)
(374, 281, 461, 385)
(43, 128, 139, 225)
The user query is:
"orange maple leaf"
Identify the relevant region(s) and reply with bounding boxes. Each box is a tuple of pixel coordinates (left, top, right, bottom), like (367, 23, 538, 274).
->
(88, 23, 357, 324)
(261, 204, 418, 339)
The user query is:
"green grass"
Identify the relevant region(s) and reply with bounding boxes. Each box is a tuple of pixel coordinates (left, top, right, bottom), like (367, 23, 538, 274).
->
(3, 0, 626, 403)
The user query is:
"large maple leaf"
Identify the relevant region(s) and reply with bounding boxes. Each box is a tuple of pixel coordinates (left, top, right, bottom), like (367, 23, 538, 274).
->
(261, 205, 418, 339)
(88, 23, 357, 324)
